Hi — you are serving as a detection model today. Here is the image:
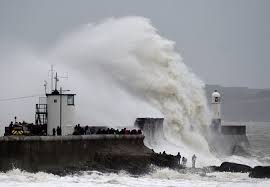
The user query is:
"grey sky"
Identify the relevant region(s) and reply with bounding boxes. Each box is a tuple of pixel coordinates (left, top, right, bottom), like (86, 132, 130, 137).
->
(0, 0, 269, 89)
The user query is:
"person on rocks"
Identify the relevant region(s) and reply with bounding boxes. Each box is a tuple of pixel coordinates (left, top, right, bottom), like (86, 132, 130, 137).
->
(177, 152, 181, 165)
(192, 154, 197, 168)
(182, 157, 187, 168)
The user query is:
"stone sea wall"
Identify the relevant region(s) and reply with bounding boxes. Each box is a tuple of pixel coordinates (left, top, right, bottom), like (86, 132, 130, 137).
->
(0, 135, 153, 174)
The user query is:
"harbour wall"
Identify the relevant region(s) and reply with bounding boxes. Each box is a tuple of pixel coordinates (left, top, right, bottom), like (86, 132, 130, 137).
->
(0, 135, 153, 174)
(208, 133, 249, 155)
(221, 125, 246, 135)
(134, 118, 164, 145)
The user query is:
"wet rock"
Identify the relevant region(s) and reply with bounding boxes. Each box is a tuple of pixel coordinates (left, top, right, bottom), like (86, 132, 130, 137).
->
(249, 166, 270, 178)
(216, 162, 252, 173)
(150, 153, 181, 169)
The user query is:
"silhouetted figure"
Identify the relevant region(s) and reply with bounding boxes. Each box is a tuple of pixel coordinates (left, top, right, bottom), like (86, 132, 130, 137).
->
(73, 125, 78, 135)
(52, 128, 56, 136)
(9, 121, 13, 128)
(177, 152, 181, 165)
(56, 126, 61, 136)
(85, 125, 89, 134)
(182, 157, 187, 167)
(80, 126, 84, 135)
(192, 154, 197, 168)
(162, 151, 166, 155)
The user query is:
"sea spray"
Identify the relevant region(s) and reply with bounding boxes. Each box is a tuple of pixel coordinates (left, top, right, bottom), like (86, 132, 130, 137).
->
(48, 16, 217, 165)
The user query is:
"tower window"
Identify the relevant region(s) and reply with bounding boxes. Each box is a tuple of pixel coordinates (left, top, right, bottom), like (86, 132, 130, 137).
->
(67, 95, 74, 105)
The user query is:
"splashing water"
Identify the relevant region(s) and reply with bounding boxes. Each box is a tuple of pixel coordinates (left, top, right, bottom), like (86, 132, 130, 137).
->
(0, 168, 269, 187)
(48, 16, 218, 165)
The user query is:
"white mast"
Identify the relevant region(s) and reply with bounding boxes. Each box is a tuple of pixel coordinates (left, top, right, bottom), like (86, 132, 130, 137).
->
(54, 72, 59, 91)
(44, 80, 47, 94)
(50, 65, 54, 92)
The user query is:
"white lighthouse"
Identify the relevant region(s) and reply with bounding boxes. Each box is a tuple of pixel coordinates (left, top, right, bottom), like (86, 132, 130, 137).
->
(46, 72, 76, 136)
(211, 90, 221, 132)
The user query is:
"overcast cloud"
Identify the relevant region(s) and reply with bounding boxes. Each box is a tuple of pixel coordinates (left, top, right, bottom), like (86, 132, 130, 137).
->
(0, 0, 269, 89)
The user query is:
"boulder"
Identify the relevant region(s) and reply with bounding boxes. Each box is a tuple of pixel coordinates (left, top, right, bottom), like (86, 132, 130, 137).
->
(216, 162, 252, 173)
(150, 153, 181, 169)
(249, 166, 270, 178)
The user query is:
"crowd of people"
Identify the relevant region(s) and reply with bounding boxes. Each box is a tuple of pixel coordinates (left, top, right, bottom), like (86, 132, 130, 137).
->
(157, 151, 197, 168)
(178, 152, 197, 168)
(96, 128, 142, 135)
(72, 124, 142, 136)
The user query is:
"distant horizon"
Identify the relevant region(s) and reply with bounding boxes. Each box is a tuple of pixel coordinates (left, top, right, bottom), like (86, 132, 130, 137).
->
(205, 83, 270, 90)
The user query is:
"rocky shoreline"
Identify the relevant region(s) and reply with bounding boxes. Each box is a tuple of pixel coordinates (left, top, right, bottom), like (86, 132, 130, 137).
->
(211, 162, 270, 178)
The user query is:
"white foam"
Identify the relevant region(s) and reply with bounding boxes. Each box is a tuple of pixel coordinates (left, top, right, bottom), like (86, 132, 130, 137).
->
(0, 169, 269, 187)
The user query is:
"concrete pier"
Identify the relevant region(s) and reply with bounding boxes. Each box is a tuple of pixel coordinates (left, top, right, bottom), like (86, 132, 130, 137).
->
(0, 135, 153, 174)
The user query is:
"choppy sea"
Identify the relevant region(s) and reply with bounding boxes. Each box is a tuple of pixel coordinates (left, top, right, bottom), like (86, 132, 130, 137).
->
(0, 122, 269, 187)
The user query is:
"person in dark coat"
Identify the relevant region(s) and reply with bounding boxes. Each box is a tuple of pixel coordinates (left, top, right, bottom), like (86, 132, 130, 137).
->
(192, 154, 197, 168)
(52, 128, 56, 136)
(177, 152, 181, 165)
(56, 126, 61, 136)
